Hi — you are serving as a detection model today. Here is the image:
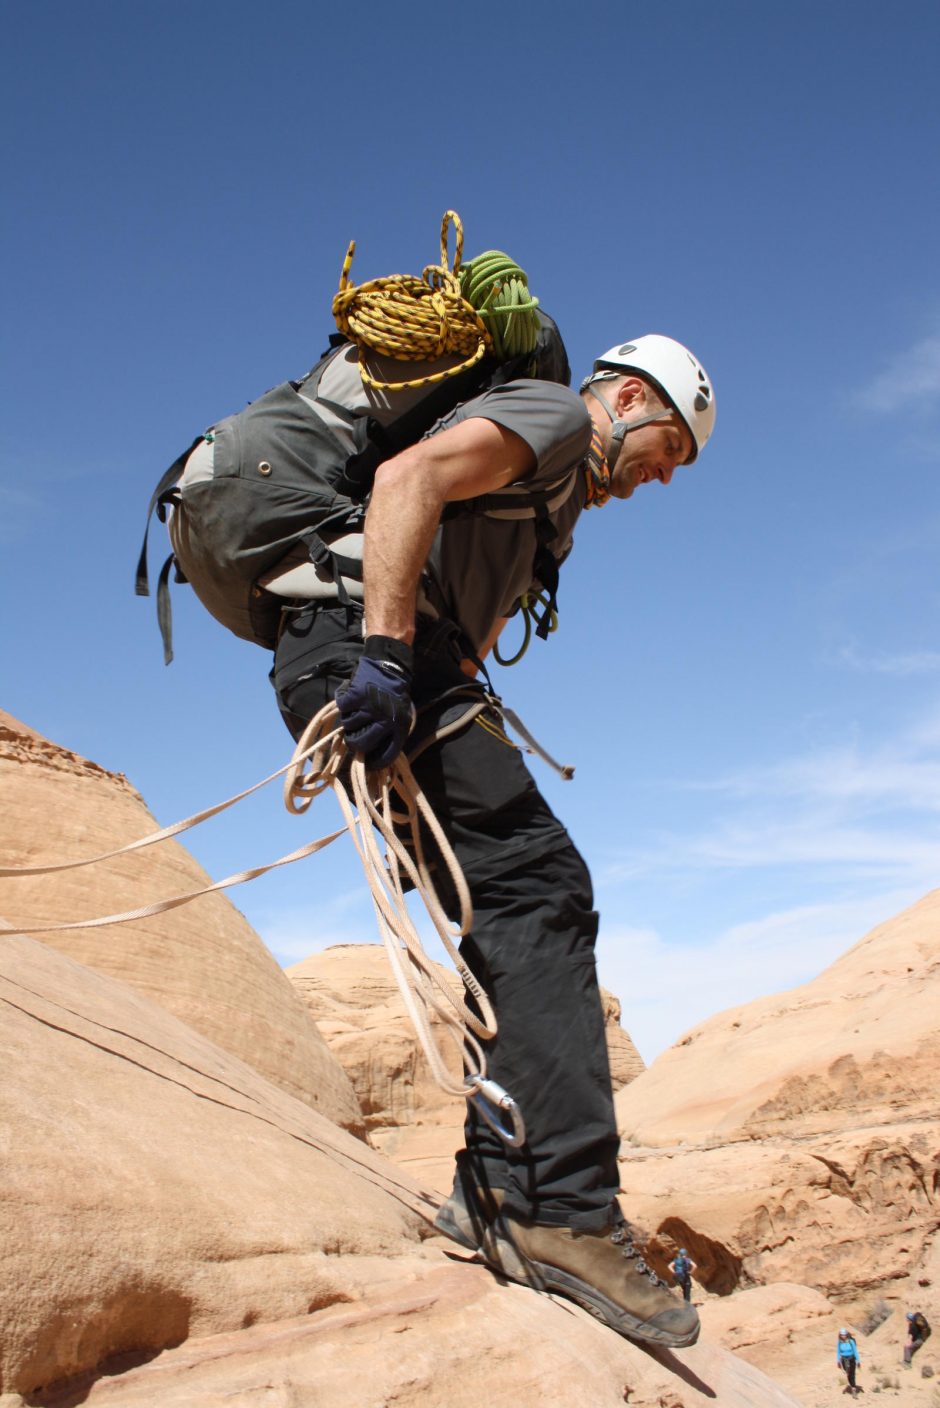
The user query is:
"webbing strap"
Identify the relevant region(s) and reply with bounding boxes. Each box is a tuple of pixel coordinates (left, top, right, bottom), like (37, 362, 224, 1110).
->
(135, 436, 204, 599)
(155, 552, 176, 665)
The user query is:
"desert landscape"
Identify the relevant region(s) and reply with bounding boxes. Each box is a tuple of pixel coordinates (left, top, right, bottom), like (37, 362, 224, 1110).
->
(1, 706, 937, 1407)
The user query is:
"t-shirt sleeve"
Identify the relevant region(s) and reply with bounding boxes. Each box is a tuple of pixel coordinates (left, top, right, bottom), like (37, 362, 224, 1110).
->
(430, 379, 593, 489)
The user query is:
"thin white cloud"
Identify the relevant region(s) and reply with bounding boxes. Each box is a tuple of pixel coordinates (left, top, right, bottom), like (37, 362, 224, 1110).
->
(860, 334, 940, 414)
(837, 642, 940, 677)
(601, 705, 940, 994)
(598, 887, 919, 1064)
(606, 817, 939, 887)
(675, 713, 940, 811)
(258, 889, 377, 965)
(678, 822, 937, 874)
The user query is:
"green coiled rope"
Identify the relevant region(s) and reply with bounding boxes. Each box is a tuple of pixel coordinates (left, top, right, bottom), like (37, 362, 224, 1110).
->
(459, 250, 541, 361)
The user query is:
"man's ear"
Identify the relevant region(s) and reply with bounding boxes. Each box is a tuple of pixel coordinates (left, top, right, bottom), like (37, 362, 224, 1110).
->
(614, 376, 648, 417)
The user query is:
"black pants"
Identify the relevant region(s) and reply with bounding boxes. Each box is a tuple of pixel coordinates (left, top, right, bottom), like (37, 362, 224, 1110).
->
(677, 1275, 692, 1302)
(272, 604, 621, 1228)
(840, 1355, 857, 1388)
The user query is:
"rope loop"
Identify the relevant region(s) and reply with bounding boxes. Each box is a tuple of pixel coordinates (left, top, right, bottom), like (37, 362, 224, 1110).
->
(332, 209, 492, 391)
(286, 702, 503, 1100)
(458, 249, 541, 362)
(492, 590, 558, 668)
(331, 209, 541, 392)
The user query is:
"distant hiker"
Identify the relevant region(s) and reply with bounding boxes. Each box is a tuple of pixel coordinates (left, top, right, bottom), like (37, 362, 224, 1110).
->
(151, 215, 716, 1351)
(837, 1328, 861, 1394)
(903, 1310, 931, 1365)
(669, 1247, 697, 1302)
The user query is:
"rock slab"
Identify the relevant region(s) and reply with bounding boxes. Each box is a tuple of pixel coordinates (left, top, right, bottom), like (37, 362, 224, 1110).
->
(0, 709, 363, 1132)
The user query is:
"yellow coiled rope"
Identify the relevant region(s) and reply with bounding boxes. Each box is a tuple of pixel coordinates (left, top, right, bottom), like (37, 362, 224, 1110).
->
(332, 210, 540, 391)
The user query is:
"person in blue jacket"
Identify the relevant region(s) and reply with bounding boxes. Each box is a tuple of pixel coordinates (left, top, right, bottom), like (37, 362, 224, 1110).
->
(837, 1328, 861, 1394)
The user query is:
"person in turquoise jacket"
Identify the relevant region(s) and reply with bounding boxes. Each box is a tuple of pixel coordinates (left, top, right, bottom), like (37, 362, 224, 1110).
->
(837, 1328, 861, 1394)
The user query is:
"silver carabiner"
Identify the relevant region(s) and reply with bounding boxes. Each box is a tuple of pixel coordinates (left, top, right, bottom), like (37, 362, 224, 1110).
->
(464, 1074, 526, 1149)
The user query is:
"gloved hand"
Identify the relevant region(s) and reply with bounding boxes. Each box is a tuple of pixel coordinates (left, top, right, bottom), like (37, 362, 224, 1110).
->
(336, 635, 416, 769)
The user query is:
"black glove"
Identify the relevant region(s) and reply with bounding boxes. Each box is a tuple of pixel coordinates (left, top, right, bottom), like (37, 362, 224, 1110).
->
(336, 635, 416, 769)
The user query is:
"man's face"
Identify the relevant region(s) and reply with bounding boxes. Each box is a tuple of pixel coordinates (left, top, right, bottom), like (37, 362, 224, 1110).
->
(608, 412, 692, 499)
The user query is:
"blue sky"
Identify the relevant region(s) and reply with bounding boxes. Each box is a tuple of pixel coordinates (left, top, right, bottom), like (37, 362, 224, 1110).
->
(2, 2, 939, 1061)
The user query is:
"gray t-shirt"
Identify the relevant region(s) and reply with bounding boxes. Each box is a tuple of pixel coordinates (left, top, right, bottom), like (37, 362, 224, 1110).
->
(421, 378, 592, 651)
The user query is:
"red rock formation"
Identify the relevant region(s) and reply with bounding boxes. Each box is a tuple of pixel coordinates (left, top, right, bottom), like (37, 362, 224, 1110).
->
(0, 928, 800, 1408)
(614, 889, 940, 1315)
(0, 709, 363, 1133)
(288, 942, 644, 1192)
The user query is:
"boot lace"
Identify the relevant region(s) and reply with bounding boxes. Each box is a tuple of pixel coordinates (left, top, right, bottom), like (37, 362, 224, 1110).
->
(610, 1222, 667, 1287)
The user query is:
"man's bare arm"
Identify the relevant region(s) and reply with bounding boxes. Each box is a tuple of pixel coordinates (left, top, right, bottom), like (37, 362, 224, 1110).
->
(364, 417, 535, 645)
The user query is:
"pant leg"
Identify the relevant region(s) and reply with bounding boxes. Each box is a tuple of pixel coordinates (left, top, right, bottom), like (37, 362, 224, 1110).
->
(406, 647, 620, 1228)
(272, 607, 621, 1229)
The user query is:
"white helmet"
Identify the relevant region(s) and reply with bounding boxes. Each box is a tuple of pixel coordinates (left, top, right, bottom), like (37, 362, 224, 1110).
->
(590, 334, 715, 463)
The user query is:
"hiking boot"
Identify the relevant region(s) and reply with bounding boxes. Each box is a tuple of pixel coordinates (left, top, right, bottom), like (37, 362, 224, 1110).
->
(484, 1208, 700, 1348)
(434, 1180, 534, 1283)
(434, 1179, 503, 1252)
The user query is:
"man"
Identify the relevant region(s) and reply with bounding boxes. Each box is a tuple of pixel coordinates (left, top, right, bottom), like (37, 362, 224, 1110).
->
(903, 1309, 931, 1365)
(669, 1247, 698, 1302)
(272, 332, 715, 1349)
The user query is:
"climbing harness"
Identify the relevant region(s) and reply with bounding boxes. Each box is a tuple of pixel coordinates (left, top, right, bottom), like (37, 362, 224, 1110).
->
(489, 424, 607, 669)
(0, 693, 571, 1146)
(332, 210, 540, 391)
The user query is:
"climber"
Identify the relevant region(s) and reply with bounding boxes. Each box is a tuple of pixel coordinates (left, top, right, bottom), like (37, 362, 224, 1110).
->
(837, 1328, 861, 1394)
(903, 1309, 931, 1365)
(669, 1247, 697, 1302)
(269, 327, 716, 1350)
(142, 209, 717, 1351)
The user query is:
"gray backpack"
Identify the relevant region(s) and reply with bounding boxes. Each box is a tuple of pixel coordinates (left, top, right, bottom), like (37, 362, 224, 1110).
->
(136, 316, 572, 662)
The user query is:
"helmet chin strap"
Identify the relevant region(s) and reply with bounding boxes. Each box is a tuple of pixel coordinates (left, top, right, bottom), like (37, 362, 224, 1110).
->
(584, 382, 674, 478)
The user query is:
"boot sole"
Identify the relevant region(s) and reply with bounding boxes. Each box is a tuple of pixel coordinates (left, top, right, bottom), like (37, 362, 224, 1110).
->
(532, 1262, 701, 1347)
(486, 1231, 699, 1348)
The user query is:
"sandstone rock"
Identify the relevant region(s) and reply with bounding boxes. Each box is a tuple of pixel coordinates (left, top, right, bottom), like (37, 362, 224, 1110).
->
(288, 943, 467, 1192)
(616, 887, 940, 1148)
(0, 710, 363, 1132)
(619, 1131, 938, 1301)
(0, 927, 798, 1408)
(612, 889, 940, 1320)
(288, 942, 643, 1192)
(0, 928, 429, 1399)
(64, 1276, 805, 1408)
(699, 1282, 837, 1368)
(602, 984, 647, 1088)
